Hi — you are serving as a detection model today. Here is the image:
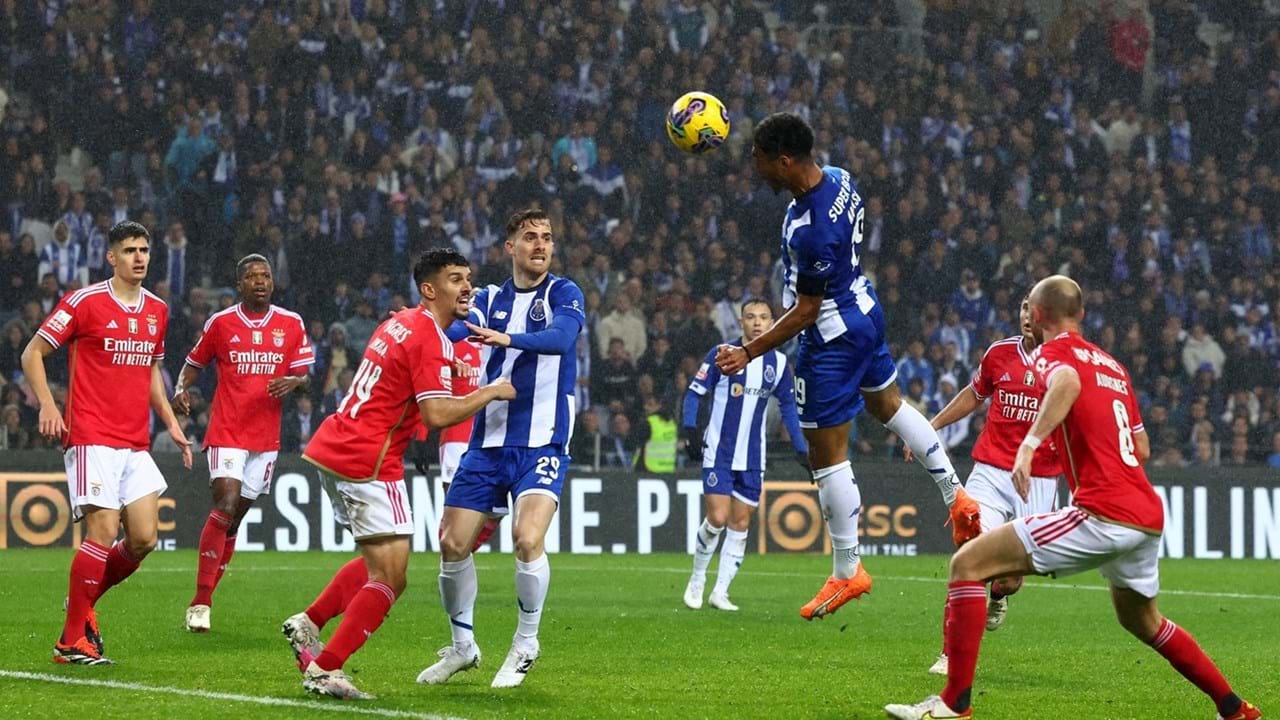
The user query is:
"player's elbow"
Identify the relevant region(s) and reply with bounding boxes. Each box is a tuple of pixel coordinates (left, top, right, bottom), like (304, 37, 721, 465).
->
(1135, 432, 1151, 464)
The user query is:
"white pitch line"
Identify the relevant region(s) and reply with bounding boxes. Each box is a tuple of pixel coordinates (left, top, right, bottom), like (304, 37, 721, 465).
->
(0, 670, 465, 720)
(6, 560, 1278, 602)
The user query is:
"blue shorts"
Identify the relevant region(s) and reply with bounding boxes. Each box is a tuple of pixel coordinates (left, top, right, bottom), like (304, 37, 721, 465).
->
(796, 309, 897, 429)
(445, 446, 568, 513)
(702, 467, 763, 507)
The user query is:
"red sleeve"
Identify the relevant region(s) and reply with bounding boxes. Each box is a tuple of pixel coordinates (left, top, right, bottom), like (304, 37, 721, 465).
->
(288, 318, 315, 375)
(36, 296, 80, 349)
(1126, 378, 1145, 434)
(185, 316, 218, 368)
(971, 347, 997, 399)
(411, 329, 454, 402)
(154, 304, 168, 359)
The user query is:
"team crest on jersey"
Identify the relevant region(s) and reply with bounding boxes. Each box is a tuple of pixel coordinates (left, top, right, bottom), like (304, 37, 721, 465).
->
(530, 299, 547, 322)
(731, 383, 744, 398)
(224, 458, 233, 469)
(764, 365, 776, 383)
(706, 471, 718, 487)
(127, 318, 138, 334)
(1024, 370, 1035, 386)
(252, 330, 263, 345)
(146, 314, 158, 336)
(439, 366, 453, 389)
(272, 328, 286, 347)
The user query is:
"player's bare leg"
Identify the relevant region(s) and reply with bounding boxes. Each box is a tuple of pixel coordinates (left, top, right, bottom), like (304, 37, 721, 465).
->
(490, 493, 556, 688)
(302, 536, 406, 700)
(799, 421, 872, 620)
(886, 524, 1031, 719)
(1110, 586, 1261, 720)
(189, 477, 248, 631)
(863, 384, 980, 546)
(685, 494, 730, 609)
(418, 506, 488, 685)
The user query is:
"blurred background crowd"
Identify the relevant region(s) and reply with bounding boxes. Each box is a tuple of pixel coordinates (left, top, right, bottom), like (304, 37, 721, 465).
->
(1, 0, 1279, 470)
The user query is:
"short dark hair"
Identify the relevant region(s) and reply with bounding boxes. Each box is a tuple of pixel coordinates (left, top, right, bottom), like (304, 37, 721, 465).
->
(741, 298, 773, 315)
(753, 112, 814, 159)
(413, 247, 469, 285)
(505, 207, 550, 238)
(108, 220, 150, 246)
(236, 253, 270, 279)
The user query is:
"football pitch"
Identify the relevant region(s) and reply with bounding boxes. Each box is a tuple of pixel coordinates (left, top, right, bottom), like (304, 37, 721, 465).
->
(0, 550, 1275, 719)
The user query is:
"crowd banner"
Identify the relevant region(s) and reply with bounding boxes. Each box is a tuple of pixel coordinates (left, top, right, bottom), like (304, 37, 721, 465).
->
(0, 452, 1276, 559)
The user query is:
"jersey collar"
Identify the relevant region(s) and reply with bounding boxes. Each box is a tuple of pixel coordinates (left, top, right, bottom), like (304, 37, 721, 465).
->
(234, 303, 276, 328)
(105, 280, 144, 314)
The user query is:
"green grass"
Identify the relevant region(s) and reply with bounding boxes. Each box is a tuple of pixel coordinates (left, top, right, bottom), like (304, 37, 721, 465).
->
(0, 550, 1276, 719)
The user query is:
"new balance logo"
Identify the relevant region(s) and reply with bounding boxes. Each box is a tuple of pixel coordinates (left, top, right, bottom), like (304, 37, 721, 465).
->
(493, 311, 508, 320)
(999, 372, 1011, 382)
(106, 320, 119, 329)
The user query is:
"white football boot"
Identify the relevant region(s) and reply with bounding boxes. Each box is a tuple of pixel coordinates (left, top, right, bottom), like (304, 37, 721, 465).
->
(185, 605, 211, 633)
(491, 641, 539, 688)
(707, 590, 739, 612)
(985, 595, 1008, 631)
(416, 644, 481, 685)
(302, 661, 374, 700)
(281, 612, 324, 671)
(683, 576, 705, 610)
(884, 695, 970, 719)
(927, 652, 949, 676)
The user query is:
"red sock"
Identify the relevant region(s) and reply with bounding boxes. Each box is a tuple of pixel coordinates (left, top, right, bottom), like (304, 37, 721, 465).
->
(192, 511, 231, 607)
(305, 557, 369, 630)
(96, 542, 141, 603)
(1149, 619, 1238, 714)
(941, 597, 952, 656)
(314, 581, 397, 671)
(216, 534, 237, 585)
(63, 541, 109, 643)
(940, 581, 987, 712)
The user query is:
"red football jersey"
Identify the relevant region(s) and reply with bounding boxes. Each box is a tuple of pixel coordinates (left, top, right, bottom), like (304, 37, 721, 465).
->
(439, 339, 483, 446)
(1032, 331, 1162, 532)
(186, 304, 314, 451)
(303, 307, 454, 481)
(36, 281, 168, 450)
(970, 336, 1062, 477)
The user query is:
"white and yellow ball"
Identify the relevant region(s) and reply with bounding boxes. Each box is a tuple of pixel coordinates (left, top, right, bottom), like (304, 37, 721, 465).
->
(665, 91, 730, 154)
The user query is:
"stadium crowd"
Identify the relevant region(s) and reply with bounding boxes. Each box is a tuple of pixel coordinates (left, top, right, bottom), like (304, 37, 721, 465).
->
(1, 0, 1279, 470)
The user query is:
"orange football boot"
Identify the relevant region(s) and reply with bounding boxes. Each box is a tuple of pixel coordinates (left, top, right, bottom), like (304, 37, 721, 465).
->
(947, 487, 982, 547)
(800, 563, 872, 620)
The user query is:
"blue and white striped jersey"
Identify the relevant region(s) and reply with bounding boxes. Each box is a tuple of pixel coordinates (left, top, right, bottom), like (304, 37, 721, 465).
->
(467, 273, 585, 451)
(779, 165, 881, 343)
(688, 343, 799, 471)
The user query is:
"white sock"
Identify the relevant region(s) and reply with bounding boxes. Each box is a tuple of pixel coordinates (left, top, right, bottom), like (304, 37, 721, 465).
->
(885, 403, 959, 505)
(514, 553, 550, 649)
(813, 461, 862, 579)
(439, 555, 477, 649)
(691, 519, 724, 580)
(713, 528, 748, 595)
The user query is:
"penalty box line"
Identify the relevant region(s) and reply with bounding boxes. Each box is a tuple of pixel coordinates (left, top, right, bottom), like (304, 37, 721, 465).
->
(0, 670, 465, 720)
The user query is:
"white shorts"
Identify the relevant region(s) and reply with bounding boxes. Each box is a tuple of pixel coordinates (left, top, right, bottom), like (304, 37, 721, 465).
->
(439, 442, 466, 485)
(207, 447, 279, 500)
(64, 445, 168, 521)
(1014, 507, 1161, 598)
(321, 473, 413, 540)
(965, 461, 1059, 533)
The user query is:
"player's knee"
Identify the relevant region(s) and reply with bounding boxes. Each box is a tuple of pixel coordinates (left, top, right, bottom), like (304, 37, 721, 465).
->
(439, 532, 473, 562)
(1115, 605, 1162, 642)
(514, 533, 544, 560)
(126, 532, 158, 558)
(948, 544, 983, 581)
(706, 507, 728, 528)
(213, 496, 239, 518)
(992, 576, 1023, 596)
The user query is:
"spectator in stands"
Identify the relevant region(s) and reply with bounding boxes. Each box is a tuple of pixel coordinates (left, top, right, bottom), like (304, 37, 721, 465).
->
(596, 292, 646, 361)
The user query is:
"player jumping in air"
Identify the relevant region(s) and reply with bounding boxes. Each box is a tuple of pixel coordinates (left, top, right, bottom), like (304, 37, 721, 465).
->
(418, 208, 585, 689)
(22, 220, 193, 665)
(682, 298, 808, 611)
(282, 249, 514, 699)
(885, 275, 1262, 720)
(716, 113, 981, 621)
(173, 254, 313, 632)
(920, 297, 1062, 674)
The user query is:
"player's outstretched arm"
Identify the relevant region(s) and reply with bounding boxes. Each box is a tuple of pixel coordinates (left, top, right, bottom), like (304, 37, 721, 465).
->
(20, 335, 66, 439)
(171, 362, 202, 415)
(717, 293, 821, 375)
(465, 314, 581, 355)
(1012, 367, 1080, 500)
(151, 361, 193, 469)
(419, 378, 517, 429)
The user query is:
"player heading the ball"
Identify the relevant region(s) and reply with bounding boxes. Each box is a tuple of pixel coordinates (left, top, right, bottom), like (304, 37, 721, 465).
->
(715, 112, 981, 621)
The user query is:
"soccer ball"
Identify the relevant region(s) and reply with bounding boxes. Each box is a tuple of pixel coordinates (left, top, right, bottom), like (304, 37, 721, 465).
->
(666, 91, 730, 154)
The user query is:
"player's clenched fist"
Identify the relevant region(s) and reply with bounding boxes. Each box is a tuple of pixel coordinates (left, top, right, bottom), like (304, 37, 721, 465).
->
(715, 344, 749, 374)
